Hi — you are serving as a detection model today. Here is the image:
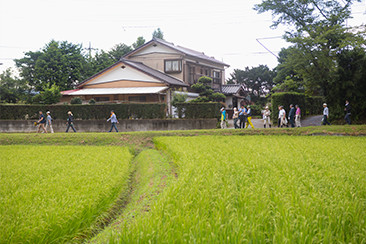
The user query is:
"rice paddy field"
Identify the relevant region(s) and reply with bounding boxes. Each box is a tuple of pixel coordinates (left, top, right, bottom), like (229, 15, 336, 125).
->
(110, 136, 366, 243)
(1, 129, 366, 243)
(0, 145, 132, 243)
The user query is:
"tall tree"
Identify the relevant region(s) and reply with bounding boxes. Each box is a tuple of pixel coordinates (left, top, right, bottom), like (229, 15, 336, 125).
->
(132, 36, 146, 49)
(255, 0, 365, 97)
(255, 0, 366, 119)
(0, 68, 28, 103)
(108, 43, 133, 62)
(227, 65, 275, 99)
(15, 40, 86, 92)
(152, 28, 164, 40)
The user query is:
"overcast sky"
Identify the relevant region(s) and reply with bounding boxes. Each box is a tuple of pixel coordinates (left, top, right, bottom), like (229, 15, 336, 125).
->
(1, 0, 365, 79)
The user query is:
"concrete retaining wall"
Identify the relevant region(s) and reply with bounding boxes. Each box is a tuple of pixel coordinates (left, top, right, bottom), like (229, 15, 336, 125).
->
(0, 119, 218, 133)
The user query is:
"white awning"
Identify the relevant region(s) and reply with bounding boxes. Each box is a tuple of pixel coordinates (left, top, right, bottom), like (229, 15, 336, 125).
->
(63, 87, 168, 96)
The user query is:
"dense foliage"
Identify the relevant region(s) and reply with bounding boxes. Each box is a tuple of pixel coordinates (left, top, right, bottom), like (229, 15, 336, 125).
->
(271, 92, 306, 121)
(190, 76, 225, 103)
(256, 0, 366, 121)
(0, 103, 166, 120)
(227, 65, 275, 102)
(174, 102, 221, 119)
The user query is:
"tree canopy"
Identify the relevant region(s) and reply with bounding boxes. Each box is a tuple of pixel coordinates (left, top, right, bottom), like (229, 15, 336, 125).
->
(256, 0, 366, 120)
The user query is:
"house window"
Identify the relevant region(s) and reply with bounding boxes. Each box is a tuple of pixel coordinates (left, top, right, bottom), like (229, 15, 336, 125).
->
(213, 71, 221, 84)
(164, 60, 182, 73)
(128, 96, 147, 102)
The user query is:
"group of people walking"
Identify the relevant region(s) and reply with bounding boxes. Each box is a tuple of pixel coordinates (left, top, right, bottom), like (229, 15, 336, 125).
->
(221, 104, 255, 129)
(36, 110, 119, 133)
(277, 104, 302, 128)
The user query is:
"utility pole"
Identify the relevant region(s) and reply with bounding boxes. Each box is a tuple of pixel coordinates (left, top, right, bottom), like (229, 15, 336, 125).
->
(85, 42, 98, 60)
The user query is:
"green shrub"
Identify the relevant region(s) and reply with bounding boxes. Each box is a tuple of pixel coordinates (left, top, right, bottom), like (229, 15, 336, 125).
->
(70, 97, 82, 104)
(0, 103, 166, 120)
(271, 92, 306, 122)
(305, 96, 324, 115)
(88, 99, 96, 104)
(175, 102, 221, 119)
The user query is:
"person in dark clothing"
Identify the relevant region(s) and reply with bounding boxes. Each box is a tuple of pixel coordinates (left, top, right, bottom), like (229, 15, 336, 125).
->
(322, 103, 331, 125)
(66, 111, 76, 132)
(37, 111, 47, 133)
(344, 100, 351, 125)
(288, 104, 295, 128)
(238, 105, 246, 129)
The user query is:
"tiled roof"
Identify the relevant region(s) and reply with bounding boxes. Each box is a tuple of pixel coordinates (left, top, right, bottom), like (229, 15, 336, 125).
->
(122, 59, 188, 87)
(221, 84, 243, 95)
(124, 38, 230, 67)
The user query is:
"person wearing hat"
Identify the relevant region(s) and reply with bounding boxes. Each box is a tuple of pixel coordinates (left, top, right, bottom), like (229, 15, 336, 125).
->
(245, 105, 255, 128)
(107, 110, 119, 132)
(37, 111, 47, 133)
(262, 106, 271, 128)
(295, 105, 301, 127)
(322, 103, 331, 125)
(220, 107, 227, 129)
(66, 111, 77, 132)
(46, 111, 54, 133)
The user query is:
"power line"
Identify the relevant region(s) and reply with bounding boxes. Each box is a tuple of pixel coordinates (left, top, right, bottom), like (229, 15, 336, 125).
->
(255, 36, 282, 59)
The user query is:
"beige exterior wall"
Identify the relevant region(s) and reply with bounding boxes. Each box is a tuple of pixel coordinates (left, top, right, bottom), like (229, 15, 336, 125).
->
(129, 53, 185, 81)
(129, 52, 226, 87)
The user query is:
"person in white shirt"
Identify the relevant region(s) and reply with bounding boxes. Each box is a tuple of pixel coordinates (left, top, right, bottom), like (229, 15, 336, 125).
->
(278, 106, 287, 128)
(233, 107, 239, 129)
(46, 111, 54, 133)
(107, 110, 119, 132)
(262, 106, 271, 128)
(322, 103, 331, 125)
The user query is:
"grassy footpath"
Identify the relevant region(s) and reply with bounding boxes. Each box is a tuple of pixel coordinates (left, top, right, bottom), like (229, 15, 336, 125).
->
(0, 145, 133, 243)
(89, 149, 177, 243)
(1, 125, 365, 149)
(109, 136, 366, 243)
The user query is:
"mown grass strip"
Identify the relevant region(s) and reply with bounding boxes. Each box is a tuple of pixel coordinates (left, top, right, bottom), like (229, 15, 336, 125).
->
(0, 125, 365, 148)
(89, 149, 177, 243)
(112, 135, 366, 243)
(0, 145, 133, 243)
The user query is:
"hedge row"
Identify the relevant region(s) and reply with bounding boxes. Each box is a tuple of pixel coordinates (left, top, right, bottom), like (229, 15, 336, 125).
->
(175, 102, 221, 119)
(305, 96, 325, 115)
(0, 103, 166, 120)
(271, 92, 325, 122)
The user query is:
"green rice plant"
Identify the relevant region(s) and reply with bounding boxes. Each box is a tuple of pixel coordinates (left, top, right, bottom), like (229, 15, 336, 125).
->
(0, 145, 132, 243)
(115, 136, 366, 243)
(90, 149, 177, 243)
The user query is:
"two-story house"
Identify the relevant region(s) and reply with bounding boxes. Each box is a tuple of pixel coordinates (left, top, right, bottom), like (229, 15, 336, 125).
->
(61, 38, 230, 114)
(124, 38, 229, 91)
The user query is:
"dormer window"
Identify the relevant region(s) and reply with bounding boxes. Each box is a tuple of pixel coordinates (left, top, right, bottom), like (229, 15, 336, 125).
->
(165, 59, 182, 73)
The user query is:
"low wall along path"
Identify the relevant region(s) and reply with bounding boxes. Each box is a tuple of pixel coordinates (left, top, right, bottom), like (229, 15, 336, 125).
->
(0, 119, 218, 133)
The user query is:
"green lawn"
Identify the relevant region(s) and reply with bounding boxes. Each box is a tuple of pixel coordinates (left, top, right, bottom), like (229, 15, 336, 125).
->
(0, 145, 132, 243)
(110, 135, 366, 243)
